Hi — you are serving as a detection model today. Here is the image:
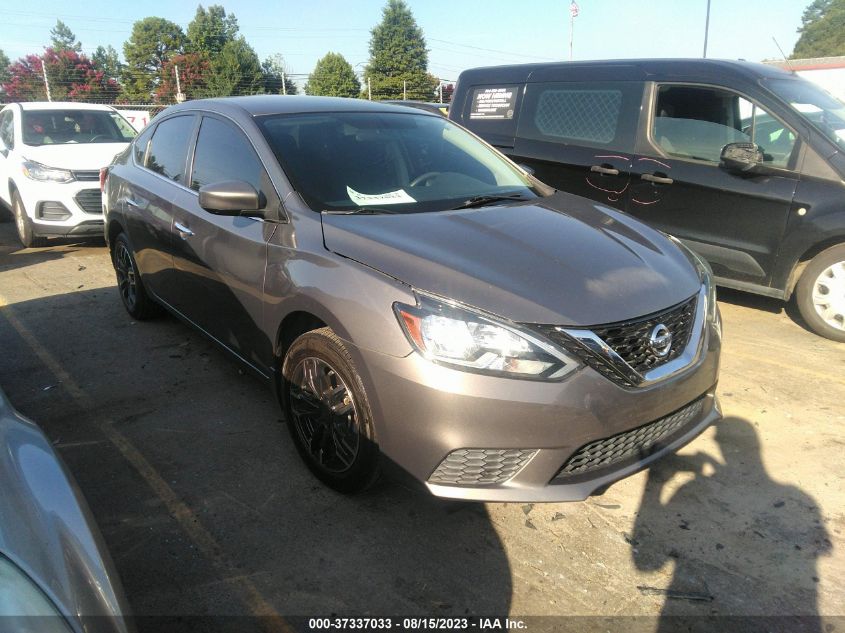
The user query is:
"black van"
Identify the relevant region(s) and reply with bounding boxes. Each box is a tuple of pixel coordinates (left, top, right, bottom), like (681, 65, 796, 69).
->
(450, 59, 845, 342)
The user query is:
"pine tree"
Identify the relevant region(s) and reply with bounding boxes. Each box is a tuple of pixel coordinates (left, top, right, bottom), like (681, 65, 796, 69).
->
(364, 0, 437, 100)
(204, 37, 263, 97)
(186, 5, 239, 56)
(122, 17, 186, 101)
(93, 45, 123, 82)
(0, 49, 10, 87)
(305, 52, 360, 98)
(262, 54, 297, 95)
(792, 0, 845, 58)
(50, 20, 82, 53)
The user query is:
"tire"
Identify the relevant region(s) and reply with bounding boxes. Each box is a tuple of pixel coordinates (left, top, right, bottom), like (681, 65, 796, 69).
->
(282, 327, 381, 493)
(795, 244, 845, 343)
(112, 232, 162, 320)
(11, 191, 47, 248)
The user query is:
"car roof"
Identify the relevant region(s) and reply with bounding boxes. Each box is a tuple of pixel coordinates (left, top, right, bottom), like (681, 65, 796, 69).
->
(160, 95, 442, 119)
(456, 58, 796, 84)
(16, 101, 118, 112)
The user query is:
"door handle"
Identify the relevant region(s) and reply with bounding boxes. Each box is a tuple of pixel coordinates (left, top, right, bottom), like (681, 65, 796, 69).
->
(590, 165, 620, 176)
(641, 173, 673, 185)
(125, 198, 142, 208)
(174, 221, 194, 238)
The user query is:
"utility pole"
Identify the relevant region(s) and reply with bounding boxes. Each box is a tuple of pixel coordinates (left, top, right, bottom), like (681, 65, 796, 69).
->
(41, 57, 52, 102)
(403, 80, 407, 100)
(175, 65, 185, 103)
(703, 0, 711, 58)
(439, 82, 443, 104)
(569, 1, 579, 61)
(281, 71, 287, 95)
(368, 77, 372, 101)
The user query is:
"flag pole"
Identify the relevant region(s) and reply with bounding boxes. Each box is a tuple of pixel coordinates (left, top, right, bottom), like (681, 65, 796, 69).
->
(569, 12, 574, 61)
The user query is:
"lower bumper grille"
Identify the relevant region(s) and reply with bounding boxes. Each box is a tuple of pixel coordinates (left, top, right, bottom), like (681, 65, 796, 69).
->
(74, 189, 102, 214)
(552, 396, 705, 483)
(429, 448, 537, 486)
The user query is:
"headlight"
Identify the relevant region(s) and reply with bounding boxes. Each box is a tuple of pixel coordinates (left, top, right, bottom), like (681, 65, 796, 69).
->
(667, 236, 718, 323)
(22, 160, 74, 183)
(394, 293, 577, 379)
(0, 555, 72, 631)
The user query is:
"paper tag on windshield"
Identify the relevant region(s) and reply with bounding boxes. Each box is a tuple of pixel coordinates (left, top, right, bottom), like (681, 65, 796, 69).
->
(346, 186, 416, 206)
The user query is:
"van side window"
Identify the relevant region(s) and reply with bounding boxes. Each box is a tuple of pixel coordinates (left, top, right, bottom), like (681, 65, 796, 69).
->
(517, 82, 642, 150)
(652, 85, 796, 168)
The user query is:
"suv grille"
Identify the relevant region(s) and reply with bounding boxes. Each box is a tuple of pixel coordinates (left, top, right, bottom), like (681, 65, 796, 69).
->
(74, 189, 102, 214)
(72, 170, 100, 181)
(551, 396, 705, 483)
(429, 448, 537, 486)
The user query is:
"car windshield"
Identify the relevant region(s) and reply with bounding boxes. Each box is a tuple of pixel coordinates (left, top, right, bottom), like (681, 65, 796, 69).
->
(22, 109, 136, 146)
(256, 111, 543, 213)
(764, 77, 845, 152)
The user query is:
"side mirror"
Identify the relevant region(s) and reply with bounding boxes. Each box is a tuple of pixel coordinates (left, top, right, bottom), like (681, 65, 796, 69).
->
(198, 180, 264, 216)
(720, 142, 763, 174)
(518, 163, 536, 176)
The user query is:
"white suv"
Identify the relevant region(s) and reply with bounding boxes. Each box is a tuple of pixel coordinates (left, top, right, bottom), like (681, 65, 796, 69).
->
(0, 102, 136, 247)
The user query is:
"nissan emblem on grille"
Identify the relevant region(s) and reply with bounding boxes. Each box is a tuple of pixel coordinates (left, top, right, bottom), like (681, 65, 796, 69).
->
(649, 323, 673, 358)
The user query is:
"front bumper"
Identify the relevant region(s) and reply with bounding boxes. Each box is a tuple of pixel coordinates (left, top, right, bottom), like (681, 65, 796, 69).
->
(350, 320, 721, 502)
(14, 177, 104, 237)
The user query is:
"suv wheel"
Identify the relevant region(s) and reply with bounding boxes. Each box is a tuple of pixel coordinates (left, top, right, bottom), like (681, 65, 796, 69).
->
(112, 232, 162, 320)
(12, 191, 47, 248)
(795, 244, 845, 343)
(282, 327, 380, 493)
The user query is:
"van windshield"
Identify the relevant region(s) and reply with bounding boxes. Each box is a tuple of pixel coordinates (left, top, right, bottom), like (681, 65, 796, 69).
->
(256, 111, 543, 213)
(764, 77, 845, 152)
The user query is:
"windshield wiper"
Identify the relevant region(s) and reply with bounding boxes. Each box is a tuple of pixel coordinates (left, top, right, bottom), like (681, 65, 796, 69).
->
(452, 192, 531, 210)
(323, 207, 398, 215)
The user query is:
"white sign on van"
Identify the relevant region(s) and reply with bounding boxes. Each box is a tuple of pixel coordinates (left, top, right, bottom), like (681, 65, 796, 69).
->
(470, 86, 519, 120)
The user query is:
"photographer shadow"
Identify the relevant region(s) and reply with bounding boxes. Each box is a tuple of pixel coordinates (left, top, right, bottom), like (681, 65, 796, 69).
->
(631, 417, 831, 632)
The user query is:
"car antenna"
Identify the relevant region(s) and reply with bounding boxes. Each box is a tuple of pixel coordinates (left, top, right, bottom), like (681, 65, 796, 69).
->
(772, 37, 794, 72)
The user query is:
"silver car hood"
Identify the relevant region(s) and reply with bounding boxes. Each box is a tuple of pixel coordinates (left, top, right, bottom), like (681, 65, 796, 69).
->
(321, 192, 701, 326)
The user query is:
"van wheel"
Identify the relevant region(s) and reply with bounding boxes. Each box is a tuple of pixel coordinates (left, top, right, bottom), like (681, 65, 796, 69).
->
(112, 232, 162, 320)
(795, 244, 845, 342)
(12, 191, 47, 248)
(282, 327, 380, 493)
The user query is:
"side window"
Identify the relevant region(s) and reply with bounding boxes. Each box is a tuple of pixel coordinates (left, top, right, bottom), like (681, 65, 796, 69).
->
(133, 125, 154, 165)
(517, 81, 642, 149)
(146, 115, 195, 183)
(190, 117, 269, 204)
(652, 85, 797, 168)
(0, 111, 14, 149)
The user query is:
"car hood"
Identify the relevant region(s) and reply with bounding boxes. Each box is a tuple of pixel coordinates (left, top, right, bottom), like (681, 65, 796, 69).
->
(321, 192, 701, 326)
(21, 143, 129, 171)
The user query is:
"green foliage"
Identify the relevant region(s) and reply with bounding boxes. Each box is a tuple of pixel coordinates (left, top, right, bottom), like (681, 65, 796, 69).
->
(0, 49, 10, 86)
(262, 54, 297, 95)
(305, 52, 360, 98)
(157, 52, 210, 102)
(204, 37, 263, 97)
(364, 0, 436, 100)
(93, 45, 123, 82)
(186, 5, 239, 56)
(793, 0, 845, 58)
(122, 17, 185, 101)
(50, 20, 82, 53)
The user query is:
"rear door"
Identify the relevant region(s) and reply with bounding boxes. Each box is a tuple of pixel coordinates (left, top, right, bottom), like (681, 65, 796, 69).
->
(626, 83, 800, 286)
(509, 80, 643, 210)
(169, 114, 278, 373)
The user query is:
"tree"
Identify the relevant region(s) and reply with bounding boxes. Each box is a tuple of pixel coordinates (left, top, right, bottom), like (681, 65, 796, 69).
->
(792, 0, 845, 58)
(93, 45, 122, 82)
(364, 0, 437, 100)
(122, 17, 185, 101)
(204, 37, 263, 97)
(262, 54, 297, 95)
(0, 49, 10, 87)
(50, 20, 82, 53)
(157, 52, 210, 102)
(305, 52, 360, 98)
(186, 4, 239, 56)
(2, 49, 118, 102)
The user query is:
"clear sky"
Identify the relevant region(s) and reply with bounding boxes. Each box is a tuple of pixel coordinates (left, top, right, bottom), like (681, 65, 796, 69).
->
(0, 0, 807, 84)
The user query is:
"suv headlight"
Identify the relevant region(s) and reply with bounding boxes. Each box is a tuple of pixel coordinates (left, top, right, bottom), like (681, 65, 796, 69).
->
(394, 293, 577, 380)
(22, 160, 74, 183)
(0, 555, 72, 631)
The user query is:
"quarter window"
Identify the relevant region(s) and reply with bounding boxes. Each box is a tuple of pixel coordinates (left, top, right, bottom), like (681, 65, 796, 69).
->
(190, 117, 267, 201)
(146, 115, 195, 183)
(652, 85, 797, 168)
(133, 125, 154, 165)
(0, 111, 14, 149)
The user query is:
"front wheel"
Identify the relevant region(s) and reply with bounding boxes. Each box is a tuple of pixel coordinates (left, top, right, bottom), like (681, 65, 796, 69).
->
(795, 244, 845, 343)
(112, 232, 162, 320)
(12, 191, 47, 248)
(282, 327, 380, 493)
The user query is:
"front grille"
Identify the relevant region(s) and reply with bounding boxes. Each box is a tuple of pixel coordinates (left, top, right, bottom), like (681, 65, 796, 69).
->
(72, 170, 100, 181)
(551, 396, 705, 483)
(74, 189, 102, 214)
(592, 296, 697, 373)
(429, 448, 537, 486)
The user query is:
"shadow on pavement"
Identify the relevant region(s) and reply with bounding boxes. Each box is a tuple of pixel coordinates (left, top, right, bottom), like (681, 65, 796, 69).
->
(631, 416, 831, 632)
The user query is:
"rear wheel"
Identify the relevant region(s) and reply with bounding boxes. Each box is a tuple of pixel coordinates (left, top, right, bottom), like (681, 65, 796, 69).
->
(112, 232, 162, 320)
(12, 191, 47, 248)
(282, 327, 380, 493)
(795, 244, 845, 343)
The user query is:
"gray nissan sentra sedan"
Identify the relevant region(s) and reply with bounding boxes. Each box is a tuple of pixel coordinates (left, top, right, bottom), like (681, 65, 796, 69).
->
(103, 96, 722, 502)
